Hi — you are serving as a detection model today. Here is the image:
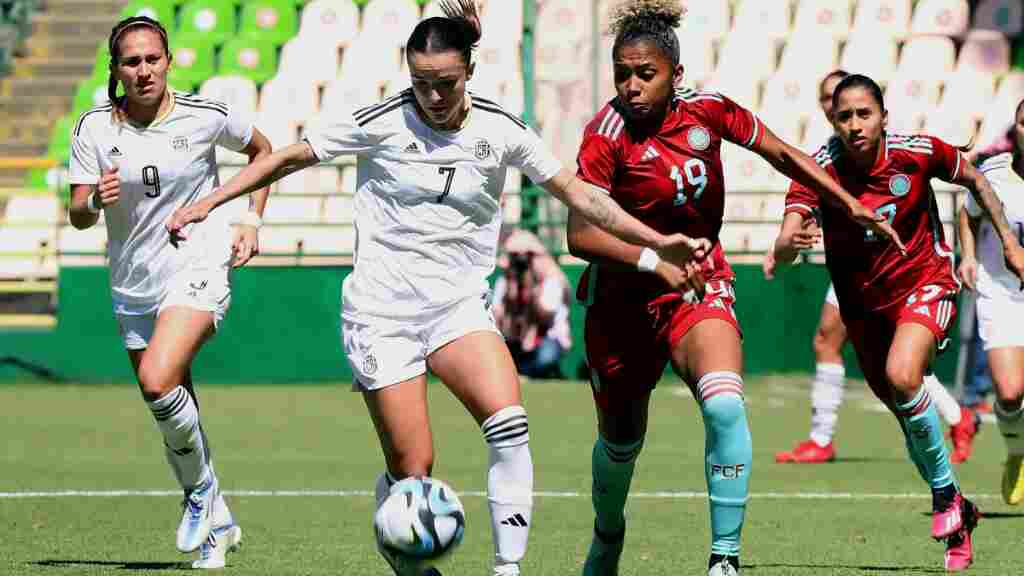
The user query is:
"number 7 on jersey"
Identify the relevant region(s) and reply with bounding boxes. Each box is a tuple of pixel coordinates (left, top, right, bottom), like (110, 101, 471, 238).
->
(437, 167, 456, 203)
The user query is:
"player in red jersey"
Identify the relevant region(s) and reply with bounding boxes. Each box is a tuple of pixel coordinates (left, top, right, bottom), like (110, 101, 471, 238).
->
(567, 4, 900, 576)
(775, 74, 1024, 571)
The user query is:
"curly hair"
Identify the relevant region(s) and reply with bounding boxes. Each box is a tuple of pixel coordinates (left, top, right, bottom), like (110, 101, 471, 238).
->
(606, 0, 685, 66)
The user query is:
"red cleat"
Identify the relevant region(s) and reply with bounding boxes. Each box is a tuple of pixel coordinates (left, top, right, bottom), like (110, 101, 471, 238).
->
(949, 407, 978, 464)
(933, 493, 966, 540)
(774, 440, 836, 463)
(944, 497, 980, 571)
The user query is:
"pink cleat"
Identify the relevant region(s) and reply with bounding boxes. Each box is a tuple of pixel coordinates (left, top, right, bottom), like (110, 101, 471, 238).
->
(943, 497, 979, 571)
(774, 440, 835, 464)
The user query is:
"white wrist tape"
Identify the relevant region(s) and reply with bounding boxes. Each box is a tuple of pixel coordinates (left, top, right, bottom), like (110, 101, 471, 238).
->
(87, 193, 101, 214)
(637, 247, 661, 273)
(237, 211, 263, 229)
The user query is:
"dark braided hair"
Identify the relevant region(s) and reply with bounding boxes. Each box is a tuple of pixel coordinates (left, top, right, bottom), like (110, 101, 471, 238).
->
(407, 0, 481, 67)
(107, 16, 170, 106)
(607, 0, 684, 67)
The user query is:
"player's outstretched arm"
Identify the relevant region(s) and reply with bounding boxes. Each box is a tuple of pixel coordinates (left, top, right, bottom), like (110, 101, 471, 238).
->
(752, 125, 906, 255)
(166, 142, 319, 235)
(957, 207, 980, 291)
(954, 161, 1024, 285)
(231, 128, 274, 267)
(566, 207, 708, 296)
(541, 167, 710, 263)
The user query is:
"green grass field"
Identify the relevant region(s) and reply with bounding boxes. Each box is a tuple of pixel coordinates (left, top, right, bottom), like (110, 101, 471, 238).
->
(2, 376, 1022, 575)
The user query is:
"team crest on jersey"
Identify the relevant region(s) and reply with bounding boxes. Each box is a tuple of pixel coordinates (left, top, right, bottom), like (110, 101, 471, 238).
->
(687, 126, 711, 151)
(474, 138, 492, 160)
(889, 174, 911, 197)
(363, 353, 378, 375)
(171, 136, 190, 152)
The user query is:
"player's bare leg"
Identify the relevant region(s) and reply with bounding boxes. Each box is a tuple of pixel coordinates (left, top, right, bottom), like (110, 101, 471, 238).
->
(886, 322, 977, 571)
(986, 347, 1024, 504)
(776, 300, 845, 464)
(429, 331, 530, 576)
(131, 307, 221, 554)
(672, 319, 749, 576)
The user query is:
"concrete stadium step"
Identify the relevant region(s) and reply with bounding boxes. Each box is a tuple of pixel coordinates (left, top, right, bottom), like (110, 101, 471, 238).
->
(0, 171, 29, 189)
(0, 122, 51, 143)
(0, 143, 48, 157)
(13, 57, 95, 79)
(2, 77, 79, 99)
(0, 96, 74, 121)
(25, 36, 103, 60)
(44, 0, 127, 18)
(31, 14, 119, 39)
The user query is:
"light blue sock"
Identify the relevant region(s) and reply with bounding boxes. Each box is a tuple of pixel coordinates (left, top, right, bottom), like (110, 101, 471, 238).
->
(591, 435, 643, 535)
(896, 386, 957, 490)
(698, 371, 752, 557)
(896, 417, 930, 482)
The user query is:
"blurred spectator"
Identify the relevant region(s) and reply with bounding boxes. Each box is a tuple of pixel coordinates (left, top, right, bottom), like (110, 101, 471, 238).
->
(492, 229, 572, 378)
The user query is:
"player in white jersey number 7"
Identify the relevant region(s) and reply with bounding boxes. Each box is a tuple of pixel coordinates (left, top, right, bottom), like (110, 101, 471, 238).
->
(67, 16, 273, 569)
(165, 2, 709, 575)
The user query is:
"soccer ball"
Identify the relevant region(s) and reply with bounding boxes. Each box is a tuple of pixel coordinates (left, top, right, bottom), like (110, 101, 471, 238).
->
(374, 476, 466, 560)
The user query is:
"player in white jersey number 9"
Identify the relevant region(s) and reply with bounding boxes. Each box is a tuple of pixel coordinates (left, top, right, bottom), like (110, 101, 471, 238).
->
(67, 16, 273, 568)
(163, 2, 714, 575)
(958, 97, 1024, 506)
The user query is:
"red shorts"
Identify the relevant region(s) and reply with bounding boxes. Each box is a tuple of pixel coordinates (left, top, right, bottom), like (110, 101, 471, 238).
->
(584, 280, 740, 411)
(844, 283, 958, 356)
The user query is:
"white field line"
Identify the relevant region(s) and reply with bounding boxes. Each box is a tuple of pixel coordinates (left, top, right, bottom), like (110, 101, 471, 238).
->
(0, 489, 1001, 500)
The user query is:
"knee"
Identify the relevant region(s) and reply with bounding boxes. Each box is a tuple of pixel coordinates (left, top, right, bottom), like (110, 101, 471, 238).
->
(885, 360, 922, 399)
(697, 372, 747, 429)
(995, 376, 1024, 408)
(482, 405, 529, 449)
(137, 358, 177, 402)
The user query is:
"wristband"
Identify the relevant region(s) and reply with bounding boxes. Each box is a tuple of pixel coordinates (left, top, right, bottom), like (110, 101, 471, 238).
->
(637, 247, 661, 273)
(238, 211, 263, 229)
(87, 193, 101, 214)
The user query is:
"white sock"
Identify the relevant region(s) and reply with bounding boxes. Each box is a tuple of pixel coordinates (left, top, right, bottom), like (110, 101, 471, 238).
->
(147, 386, 211, 490)
(995, 401, 1024, 456)
(809, 363, 845, 447)
(923, 373, 962, 426)
(482, 405, 532, 574)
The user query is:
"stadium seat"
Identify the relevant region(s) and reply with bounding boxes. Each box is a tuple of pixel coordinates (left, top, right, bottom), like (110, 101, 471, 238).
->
(262, 196, 322, 221)
(792, 0, 852, 40)
(715, 32, 776, 83)
(956, 30, 1010, 78)
(361, 0, 419, 47)
(58, 224, 107, 255)
(120, 0, 176, 33)
(776, 32, 838, 82)
(536, 0, 588, 47)
(758, 105, 803, 150)
(322, 194, 353, 223)
(973, 0, 1023, 38)
(924, 105, 977, 148)
(297, 226, 355, 255)
(258, 74, 318, 124)
(976, 72, 1024, 149)
(535, 36, 586, 85)
(255, 111, 301, 148)
(731, 0, 792, 41)
(167, 34, 216, 92)
(277, 36, 340, 86)
(200, 75, 259, 117)
(298, 0, 359, 47)
(803, 117, 835, 152)
(676, 31, 715, 87)
(851, 0, 910, 40)
(5, 196, 58, 224)
(258, 226, 302, 254)
(178, 0, 237, 46)
(239, 0, 299, 46)
(705, 67, 760, 112)
(467, 35, 519, 99)
(319, 79, 381, 116)
(218, 37, 279, 85)
(895, 35, 956, 80)
(0, 228, 57, 279)
(761, 72, 817, 125)
(909, 0, 969, 37)
(340, 34, 401, 92)
(839, 33, 898, 84)
(940, 71, 996, 122)
(675, 0, 729, 42)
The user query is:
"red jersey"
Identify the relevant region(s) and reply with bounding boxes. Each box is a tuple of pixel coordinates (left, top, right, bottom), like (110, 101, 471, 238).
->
(785, 133, 962, 314)
(575, 88, 765, 305)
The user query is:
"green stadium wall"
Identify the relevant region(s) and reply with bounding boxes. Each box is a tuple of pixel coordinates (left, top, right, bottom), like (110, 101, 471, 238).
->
(0, 265, 959, 384)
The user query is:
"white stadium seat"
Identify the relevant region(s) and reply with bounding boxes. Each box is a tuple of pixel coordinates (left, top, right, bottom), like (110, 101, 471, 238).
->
(792, 0, 853, 40)
(320, 78, 383, 117)
(803, 117, 835, 152)
(715, 32, 776, 83)
(973, 0, 1023, 37)
(58, 224, 106, 255)
(777, 32, 838, 82)
(705, 67, 760, 112)
(361, 0, 420, 47)
(851, 0, 911, 40)
(322, 195, 355, 223)
(676, 31, 715, 88)
(676, 0, 730, 43)
(757, 105, 803, 147)
(200, 76, 258, 118)
(924, 107, 976, 150)
(5, 196, 58, 224)
(910, 0, 969, 37)
(761, 72, 818, 125)
(976, 73, 1024, 150)
(732, 0, 792, 41)
(277, 37, 340, 86)
(263, 196, 323, 223)
(259, 74, 319, 125)
(955, 30, 1010, 78)
(839, 33, 898, 85)
(298, 0, 360, 47)
(340, 35, 402, 93)
(296, 226, 355, 255)
(940, 71, 996, 122)
(895, 35, 956, 81)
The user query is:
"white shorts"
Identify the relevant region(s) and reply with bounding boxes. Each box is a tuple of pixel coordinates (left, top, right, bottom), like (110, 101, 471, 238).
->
(824, 282, 839, 308)
(116, 267, 231, 350)
(976, 290, 1024, 351)
(343, 294, 500, 391)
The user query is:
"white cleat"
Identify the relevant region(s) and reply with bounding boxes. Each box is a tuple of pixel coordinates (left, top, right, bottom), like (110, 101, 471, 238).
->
(192, 525, 242, 569)
(176, 475, 218, 553)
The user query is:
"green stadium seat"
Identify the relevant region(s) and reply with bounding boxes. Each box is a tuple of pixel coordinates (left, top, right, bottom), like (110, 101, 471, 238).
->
(178, 0, 237, 46)
(218, 36, 278, 85)
(239, 0, 297, 46)
(167, 33, 216, 92)
(120, 0, 177, 33)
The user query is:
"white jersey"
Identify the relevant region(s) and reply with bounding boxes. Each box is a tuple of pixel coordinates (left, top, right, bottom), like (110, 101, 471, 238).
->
(968, 153, 1024, 300)
(303, 90, 563, 319)
(69, 91, 253, 314)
